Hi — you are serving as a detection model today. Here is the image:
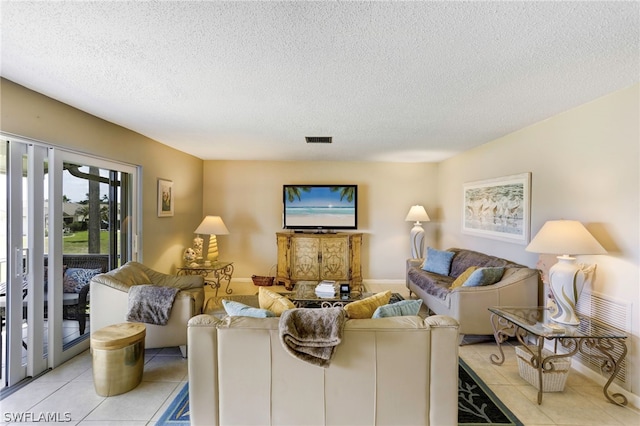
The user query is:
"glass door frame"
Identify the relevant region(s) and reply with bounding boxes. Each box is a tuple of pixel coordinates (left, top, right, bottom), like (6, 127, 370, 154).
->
(2, 133, 140, 387)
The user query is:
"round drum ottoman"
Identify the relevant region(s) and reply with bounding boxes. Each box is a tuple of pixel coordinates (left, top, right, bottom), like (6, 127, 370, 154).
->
(90, 323, 146, 396)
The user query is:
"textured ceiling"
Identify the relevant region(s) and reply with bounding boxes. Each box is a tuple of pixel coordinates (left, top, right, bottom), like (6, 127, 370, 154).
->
(1, 1, 638, 162)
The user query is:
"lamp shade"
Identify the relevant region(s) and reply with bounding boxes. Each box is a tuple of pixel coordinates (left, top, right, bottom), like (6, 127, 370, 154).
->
(194, 216, 229, 235)
(405, 205, 431, 223)
(525, 220, 606, 255)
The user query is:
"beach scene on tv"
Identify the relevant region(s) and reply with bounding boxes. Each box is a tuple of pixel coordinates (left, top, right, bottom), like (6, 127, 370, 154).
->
(284, 186, 356, 228)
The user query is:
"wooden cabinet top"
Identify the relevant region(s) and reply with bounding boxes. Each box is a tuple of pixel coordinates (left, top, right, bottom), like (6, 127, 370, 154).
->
(277, 232, 362, 237)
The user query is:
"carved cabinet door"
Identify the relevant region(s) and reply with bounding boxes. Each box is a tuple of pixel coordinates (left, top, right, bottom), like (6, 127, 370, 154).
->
(290, 236, 321, 280)
(319, 237, 349, 280)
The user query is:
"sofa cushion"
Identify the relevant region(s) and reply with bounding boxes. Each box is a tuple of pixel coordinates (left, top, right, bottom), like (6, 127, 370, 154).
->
(422, 247, 455, 275)
(344, 290, 391, 319)
(372, 299, 422, 318)
(462, 267, 505, 287)
(408, 267, 455, 301)
(449, 248, 524, 278)
(222, 299, 275, 318)
(450, 266, 478, 289)
(258, 287, 295, 316)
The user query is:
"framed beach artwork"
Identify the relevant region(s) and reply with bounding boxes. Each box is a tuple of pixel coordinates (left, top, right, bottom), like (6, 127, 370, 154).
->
(157, 178, 174, 217)
(462, 173, 531, 244)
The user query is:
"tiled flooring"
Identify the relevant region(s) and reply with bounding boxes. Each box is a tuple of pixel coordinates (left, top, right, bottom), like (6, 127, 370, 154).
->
(0, 282, 638, 425)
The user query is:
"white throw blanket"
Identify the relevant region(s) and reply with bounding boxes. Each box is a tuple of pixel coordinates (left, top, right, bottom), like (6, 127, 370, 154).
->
(279, 307, 347, 368)
(126, 285, 179, 325)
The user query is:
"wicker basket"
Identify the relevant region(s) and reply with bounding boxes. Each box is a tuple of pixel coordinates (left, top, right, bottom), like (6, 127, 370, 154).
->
(251, 275, 274, 286)
(515, 345, 571, 392)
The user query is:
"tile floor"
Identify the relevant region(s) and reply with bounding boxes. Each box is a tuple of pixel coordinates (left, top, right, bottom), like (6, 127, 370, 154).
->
(0, 282, 638, 425)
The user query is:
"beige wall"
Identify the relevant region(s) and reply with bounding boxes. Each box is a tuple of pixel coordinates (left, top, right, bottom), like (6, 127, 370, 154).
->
(1, 78, 204, 273)
(202, 160, 438, 281)
(437, 84, 639, 398)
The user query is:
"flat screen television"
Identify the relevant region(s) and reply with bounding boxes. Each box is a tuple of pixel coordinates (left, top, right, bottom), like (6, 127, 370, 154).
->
(283, 185, 358, 230)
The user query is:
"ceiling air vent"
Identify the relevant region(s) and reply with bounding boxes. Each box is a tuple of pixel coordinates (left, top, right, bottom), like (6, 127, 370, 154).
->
(305, 136, 332, 144)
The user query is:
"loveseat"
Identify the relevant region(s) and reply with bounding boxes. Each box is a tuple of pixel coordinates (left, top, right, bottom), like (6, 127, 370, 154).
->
(188, 313, 460, 425)
(406, 248, 540, 340)
(90, 261, 204, 356)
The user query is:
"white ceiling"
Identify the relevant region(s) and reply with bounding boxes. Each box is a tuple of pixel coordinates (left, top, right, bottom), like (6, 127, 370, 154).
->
(1, 1, 638, 162)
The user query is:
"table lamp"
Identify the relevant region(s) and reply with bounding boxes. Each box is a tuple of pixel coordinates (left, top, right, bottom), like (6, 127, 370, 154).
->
(405, 205, 431, 259)
(525, 219, 606, 325)
(194, 216, 229, 262)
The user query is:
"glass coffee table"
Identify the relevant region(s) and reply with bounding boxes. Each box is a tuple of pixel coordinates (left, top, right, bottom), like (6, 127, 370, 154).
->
(488, 306, 628, 406)
(285, 281, 368, 308)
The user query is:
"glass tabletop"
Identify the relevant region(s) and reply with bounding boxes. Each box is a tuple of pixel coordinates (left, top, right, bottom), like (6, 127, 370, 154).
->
(287, 281, 366, 302)
(177, 261, 233, 270)
(489, 306, 627, 339)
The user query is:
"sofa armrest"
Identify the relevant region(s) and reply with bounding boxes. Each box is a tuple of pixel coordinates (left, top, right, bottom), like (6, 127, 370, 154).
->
(188, 314, 224, 425)
(178, 287, 205, 315)
(406, 258, 424, 287)
(448, 268, 540, 335)
(425, 315, 459, 425)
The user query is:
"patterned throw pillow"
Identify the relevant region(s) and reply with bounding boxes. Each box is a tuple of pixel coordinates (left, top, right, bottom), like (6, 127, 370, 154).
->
(422, 247, 455, 275)
(63, 268, 102, 293)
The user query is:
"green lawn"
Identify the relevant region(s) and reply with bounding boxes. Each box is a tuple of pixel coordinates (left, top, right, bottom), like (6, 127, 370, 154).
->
(63, 230, 110, 254)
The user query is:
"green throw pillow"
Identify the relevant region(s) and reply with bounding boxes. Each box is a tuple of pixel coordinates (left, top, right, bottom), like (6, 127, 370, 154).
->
(462, 267, 505, 287)
(222, 299, 275, 318)
(372, 299, 422, 318)
(422, 247, 455, 275)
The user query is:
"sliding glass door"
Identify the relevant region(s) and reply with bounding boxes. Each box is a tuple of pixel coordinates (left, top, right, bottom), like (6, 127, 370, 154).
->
(1, 134, 139, 389)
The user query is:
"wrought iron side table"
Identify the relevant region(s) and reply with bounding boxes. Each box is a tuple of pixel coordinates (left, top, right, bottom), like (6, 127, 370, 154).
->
(177, 261, 234, 297)
(488, 306, 627, 406)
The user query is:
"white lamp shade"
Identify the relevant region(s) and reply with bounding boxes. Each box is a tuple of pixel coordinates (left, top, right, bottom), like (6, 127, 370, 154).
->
(525, 220, 606, 256)
(194, 216, 229, 235)
(405, 205, 431, 223)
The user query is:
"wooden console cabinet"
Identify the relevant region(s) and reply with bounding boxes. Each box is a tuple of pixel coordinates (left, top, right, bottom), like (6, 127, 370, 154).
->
(276, 232, 362, 291)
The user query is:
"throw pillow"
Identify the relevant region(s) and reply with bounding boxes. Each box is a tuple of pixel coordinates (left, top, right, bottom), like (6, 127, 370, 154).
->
(450, 266, 478, 289)
(462, 267, 505, 287)
(372, 299, 422, 318)
(422, 247, 455, 275)
(63, 267, 102, 293)
(344, 290, 392, 319)
(222, 299, 275, 318)
(258, 287, 295, 316)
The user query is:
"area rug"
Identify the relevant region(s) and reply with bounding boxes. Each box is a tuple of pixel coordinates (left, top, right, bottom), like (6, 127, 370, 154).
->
(156, 358, 522, 425)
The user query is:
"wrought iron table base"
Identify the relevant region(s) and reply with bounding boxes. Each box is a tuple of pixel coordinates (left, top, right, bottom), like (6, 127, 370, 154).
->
(490, 312, 627, 406)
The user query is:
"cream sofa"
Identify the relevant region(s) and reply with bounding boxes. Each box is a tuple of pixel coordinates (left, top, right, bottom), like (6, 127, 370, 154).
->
(406, 248, 540, 340)
(188, 313, 460, 426)
(90, 262, 204, 356)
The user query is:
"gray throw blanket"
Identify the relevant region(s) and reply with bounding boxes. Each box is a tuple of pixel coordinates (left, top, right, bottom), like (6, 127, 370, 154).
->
(126, 285, 179, 325)
(279, 307, 347, 368)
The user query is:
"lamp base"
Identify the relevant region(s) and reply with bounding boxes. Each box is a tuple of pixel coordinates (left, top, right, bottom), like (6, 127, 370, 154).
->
(548, 256, 585, 326)
(409, 223, 425, 259)
(207, 235, 219, 262)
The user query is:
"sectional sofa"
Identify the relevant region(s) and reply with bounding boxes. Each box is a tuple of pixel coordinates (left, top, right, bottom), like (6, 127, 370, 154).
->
(187, 313, 460, 425)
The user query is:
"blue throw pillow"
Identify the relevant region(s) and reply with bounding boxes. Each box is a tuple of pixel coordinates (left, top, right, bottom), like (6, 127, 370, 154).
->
(422, 247, 455, 275)
(462, 267, 505, 287)
(372, 299, 423, 318)
(222, 299, 275, 318)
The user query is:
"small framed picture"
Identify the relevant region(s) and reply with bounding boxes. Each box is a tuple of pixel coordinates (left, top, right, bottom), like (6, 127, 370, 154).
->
(157, 178, 174, 217)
